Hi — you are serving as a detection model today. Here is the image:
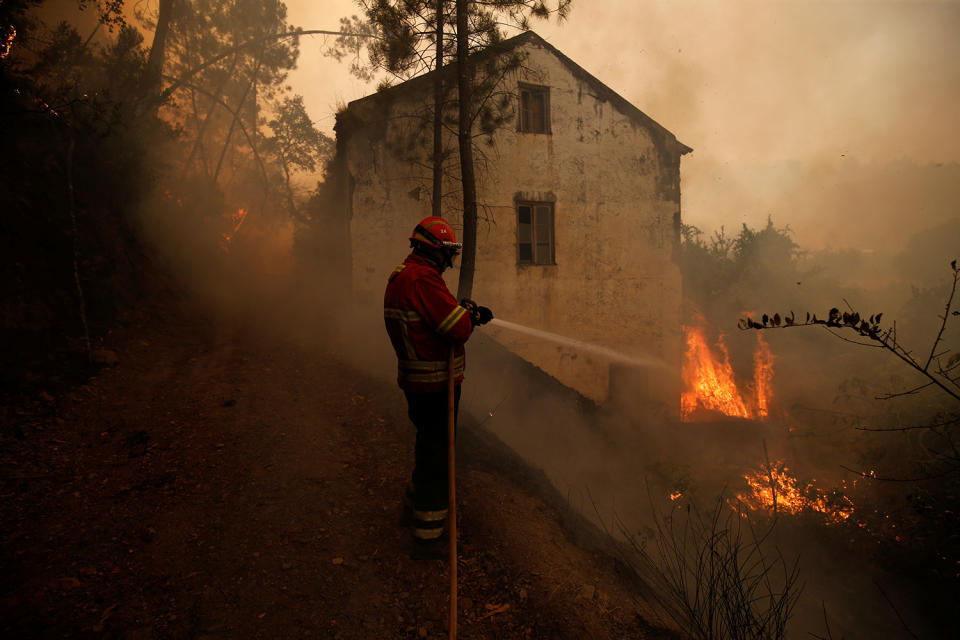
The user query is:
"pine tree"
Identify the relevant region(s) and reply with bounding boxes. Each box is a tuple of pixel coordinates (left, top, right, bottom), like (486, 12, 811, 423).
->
(332, 0, 571, 297)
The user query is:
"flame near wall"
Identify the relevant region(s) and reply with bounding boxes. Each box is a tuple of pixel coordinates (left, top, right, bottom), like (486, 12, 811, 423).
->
(678, 323, 859, 523)
(680, 324, 774, 421)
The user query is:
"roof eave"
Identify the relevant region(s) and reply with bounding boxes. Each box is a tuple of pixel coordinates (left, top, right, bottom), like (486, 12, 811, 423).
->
(341, 30, 692, 155)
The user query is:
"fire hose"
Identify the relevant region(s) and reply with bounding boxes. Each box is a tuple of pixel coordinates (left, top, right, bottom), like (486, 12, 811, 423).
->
(447, 346, 458, 639)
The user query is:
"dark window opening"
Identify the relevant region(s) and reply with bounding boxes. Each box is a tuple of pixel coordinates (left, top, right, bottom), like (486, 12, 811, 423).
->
(517, 202, 555, 265)
(519, 85, 550, 134)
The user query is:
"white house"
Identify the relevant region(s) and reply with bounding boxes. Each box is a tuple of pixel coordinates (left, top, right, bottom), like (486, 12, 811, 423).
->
(331, 31, 691, 412)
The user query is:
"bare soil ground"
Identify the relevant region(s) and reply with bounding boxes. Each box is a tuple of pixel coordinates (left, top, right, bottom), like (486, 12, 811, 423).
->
(0, 304, 680, 639)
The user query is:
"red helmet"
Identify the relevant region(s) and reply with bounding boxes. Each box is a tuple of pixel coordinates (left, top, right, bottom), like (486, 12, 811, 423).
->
(410, 216, 462, 253)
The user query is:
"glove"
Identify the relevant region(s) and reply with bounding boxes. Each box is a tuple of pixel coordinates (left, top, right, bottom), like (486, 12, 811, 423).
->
(460, 298, 493, 327)
(475, 306, 493, 326)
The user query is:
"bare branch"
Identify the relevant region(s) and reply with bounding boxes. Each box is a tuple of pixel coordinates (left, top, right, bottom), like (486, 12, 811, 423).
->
(874, 580, 920, 640)
(856, 415, 960, 432)
(738, 263, 960, 403)
(924, 264, 959, 371)
(160, 29, 375, 104)
(876, 380, 936, 401)
(822, 327, 883, 349)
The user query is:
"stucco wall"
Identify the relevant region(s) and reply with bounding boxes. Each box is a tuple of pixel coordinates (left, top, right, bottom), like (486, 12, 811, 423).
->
(339, 39, 684, 412)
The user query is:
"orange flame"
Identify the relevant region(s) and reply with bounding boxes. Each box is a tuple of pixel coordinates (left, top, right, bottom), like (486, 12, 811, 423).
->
(161, 189, 184, 206)
(680, 325, 775, 421)
(753, 333, 774, 418)
(221, 207, 248, 250)
(1, 25, 16, 59)
(681, 327, 750, 419)
(736, 460, 854, 524)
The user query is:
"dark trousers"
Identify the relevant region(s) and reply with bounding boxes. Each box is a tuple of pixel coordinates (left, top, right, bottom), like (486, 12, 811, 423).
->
(404, 386, 461, 515)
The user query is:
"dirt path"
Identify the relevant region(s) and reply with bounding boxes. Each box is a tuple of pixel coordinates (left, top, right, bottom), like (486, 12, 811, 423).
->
(1, 307, 678, 639)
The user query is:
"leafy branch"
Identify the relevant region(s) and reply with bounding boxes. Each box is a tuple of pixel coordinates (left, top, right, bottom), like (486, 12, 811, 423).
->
(738, 260, 960, 403)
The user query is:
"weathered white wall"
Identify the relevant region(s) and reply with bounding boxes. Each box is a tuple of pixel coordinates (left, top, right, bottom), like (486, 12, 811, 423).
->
(340, 39, 684, 412)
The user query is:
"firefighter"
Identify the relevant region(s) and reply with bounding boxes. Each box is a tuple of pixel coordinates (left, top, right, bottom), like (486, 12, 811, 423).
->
(384, 216, 493, 550)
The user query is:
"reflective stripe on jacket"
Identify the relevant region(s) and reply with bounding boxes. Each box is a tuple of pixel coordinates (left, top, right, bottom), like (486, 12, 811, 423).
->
(384, 253, 473, 392)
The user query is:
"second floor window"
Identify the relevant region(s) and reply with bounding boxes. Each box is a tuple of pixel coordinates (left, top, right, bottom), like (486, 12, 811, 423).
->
(517, 202, 555, 265)
(519, 84, 550, 134)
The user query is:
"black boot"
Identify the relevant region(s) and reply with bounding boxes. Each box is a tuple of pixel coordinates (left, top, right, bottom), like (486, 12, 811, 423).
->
(411, 535, 448, 561)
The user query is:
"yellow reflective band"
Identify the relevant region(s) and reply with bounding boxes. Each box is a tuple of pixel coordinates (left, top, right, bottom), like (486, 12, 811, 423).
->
(400, 366, 465, 384)
(398, 355, 464, 384)
(399, 359, 446, 371)
(384, 308, 421, 322)
(388, 264, 406, 283)
(414, 509, 448, 522)
(399, 356, 464, 373)
(385, 309, 421, 359)
(401, 328, 417, 359)
(414, 527, 444, 540)
(401, 371, 448, 383)
(437, 306, 467, 334)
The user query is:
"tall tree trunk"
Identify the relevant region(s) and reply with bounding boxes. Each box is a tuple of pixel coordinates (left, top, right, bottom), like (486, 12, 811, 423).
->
(431, 0, 444, 218)
(65, 135, 91, 362)
(180, 52, 240, 179)
(454, 0, 477, 300)
(213, 51, 263, 183)
(145, 0, 175, 98)
(280, 153, 298, 219)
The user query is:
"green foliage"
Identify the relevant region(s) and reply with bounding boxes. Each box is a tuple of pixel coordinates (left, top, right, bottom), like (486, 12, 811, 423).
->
(739, 260, 960, 405)
(363, 0, 435, 77)
(731, 217, 801, 277)
(1, 10, 162, 385)
(265, 95, 333, 175)
(76, 0, 127, 30)
(326, 1, 570, 192)
(165, 0, 299, 130)
(0, 1, 42, 56)
(1, 0, 332, 383)
(681, 217, 801, 319)
(156, 0, 332, 225)
(263, 95, 334, 219)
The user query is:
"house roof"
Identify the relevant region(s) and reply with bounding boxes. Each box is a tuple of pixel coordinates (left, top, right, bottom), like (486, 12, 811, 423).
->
(342, 30, 692, 156)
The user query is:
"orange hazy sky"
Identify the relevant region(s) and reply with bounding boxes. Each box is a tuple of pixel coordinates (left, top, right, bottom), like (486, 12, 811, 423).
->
(288, 0, 959, 161)
(44, 0, 960, 248)
(281, 0, 959, 250)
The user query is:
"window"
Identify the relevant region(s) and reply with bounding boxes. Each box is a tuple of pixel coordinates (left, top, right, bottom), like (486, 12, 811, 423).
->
(519, 84, 550, 134)
(517, 202, 555, 265)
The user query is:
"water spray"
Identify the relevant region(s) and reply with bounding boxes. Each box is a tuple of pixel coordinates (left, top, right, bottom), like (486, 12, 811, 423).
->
(487, 318, 673, 371)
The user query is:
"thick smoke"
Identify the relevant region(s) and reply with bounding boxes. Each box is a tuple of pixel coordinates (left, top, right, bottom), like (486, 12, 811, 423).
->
(19, 2, 955, 638)
(276, 3, 960, 638)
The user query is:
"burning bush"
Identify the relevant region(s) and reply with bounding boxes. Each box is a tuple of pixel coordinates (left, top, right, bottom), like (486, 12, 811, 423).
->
(681, 321, 774, 421)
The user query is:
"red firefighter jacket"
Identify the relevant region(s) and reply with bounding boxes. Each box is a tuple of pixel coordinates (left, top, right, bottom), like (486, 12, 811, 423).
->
(384, 253, 473, 392)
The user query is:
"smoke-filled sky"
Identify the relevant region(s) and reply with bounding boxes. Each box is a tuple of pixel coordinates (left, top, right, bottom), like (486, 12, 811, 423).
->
(283, 0, 960, 252)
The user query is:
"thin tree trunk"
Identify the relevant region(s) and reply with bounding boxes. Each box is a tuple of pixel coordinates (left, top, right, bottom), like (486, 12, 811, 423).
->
(66, 136, 91, 361)
(181, 53, 240, 179)
(159, 29, 370, 105)
(145, 0, 175, 98)
(282, 159, 299, 218)
(187, 89, 212, 176)
(182, 79, 279, 219)
(454, 0, 477, 300)
(213, 52, 263, 183)
(431, 0, 444, 218)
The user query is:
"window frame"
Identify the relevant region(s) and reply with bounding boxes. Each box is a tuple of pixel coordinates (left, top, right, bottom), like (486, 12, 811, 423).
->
(516, 201, 556, 266)
(517, 83, 551, 135)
